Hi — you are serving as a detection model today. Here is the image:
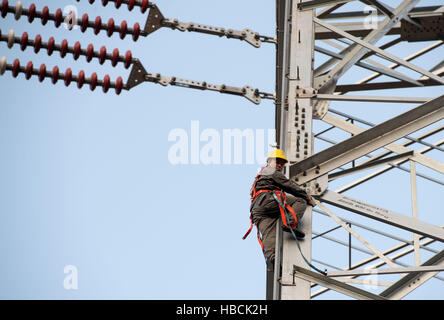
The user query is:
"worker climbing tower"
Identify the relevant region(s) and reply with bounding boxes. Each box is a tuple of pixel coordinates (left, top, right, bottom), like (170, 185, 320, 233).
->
(1, 0, 443, 300)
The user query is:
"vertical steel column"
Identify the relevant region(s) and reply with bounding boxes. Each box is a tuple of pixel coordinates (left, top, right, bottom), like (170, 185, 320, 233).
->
(280, 0, 316, 300)
(410, 160, 421, 266)
(271, 0, 292, 300)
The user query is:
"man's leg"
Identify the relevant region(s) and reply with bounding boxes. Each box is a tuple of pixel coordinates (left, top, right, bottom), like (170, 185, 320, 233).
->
(253, 214, 279, 262)
(286, 194, 308, 224)
(281, 194, 307, 239)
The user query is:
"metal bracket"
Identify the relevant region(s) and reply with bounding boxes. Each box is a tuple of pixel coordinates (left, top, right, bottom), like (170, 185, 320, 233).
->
(313, 75, 336, 120)
(143, 3, 165, 35)
(401, 14, 444, 42)
(126, 59, 148, 90)
(295, 87, 317, 98)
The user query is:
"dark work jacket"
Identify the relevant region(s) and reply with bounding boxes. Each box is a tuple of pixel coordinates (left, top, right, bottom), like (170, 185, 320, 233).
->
(250, 166, 309, 214)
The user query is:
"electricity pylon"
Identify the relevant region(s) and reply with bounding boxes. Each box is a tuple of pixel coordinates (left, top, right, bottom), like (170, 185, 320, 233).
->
(1, 0, 443, 300)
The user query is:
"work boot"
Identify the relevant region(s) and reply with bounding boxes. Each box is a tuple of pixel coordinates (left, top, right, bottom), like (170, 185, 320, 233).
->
(282, 225, 305, 239)
(266, 258, 275, 272)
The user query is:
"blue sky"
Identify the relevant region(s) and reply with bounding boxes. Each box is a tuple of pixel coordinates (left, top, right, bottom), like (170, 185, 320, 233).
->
(0, 0, 443, 299)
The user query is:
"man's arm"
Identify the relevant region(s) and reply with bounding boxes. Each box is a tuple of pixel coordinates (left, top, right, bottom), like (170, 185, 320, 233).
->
(271, 170, 310, 201)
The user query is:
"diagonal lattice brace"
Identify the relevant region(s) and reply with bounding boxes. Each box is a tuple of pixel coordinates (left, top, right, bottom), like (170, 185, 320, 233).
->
(292, 265, 387, 300)
(289, 94, 444, 184)
(317, 191, 444, 242)
(380, 250, 444, 299)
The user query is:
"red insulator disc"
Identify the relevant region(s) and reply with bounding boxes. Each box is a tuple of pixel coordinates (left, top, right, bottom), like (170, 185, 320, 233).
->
(28, 4, 36, 22)
(64, 68, 72, 87)
(120, 20, 128, 39)
(90, 72, 98, 91)
(141, 0, 149, 13)
(47, 37, 55, 56)
(12, 59, 20, 78)
(20, 32, 28, 51)
(55, 8, 63, 27)
(124, 50, 132, 69)
(115, 0, 122, 9)
(115, 76, 123, 95)
(52, 66, 59, 84)
(128, 0, 135, 11)
(39, 64, 46, 82)
(103, 75, 111, 93)
(25, 61, 33, 80)
(94, 16, 102, 35)
(81, 13, 89, 33)
(107, 18, 115, 37)
(102, 0, 109, 6)
(77, 70, 85, 88)
(1, 0, 8, 18)
(89, 0, 95, 4)
(41, 6, 49, 25)
(99, 46, 107, 65)
(111, 48, 119, 67)
(34, 34, 42, 53)
(73, 41, 81, 60)
(60, 39, 68, 58)
(132, 22, 140, 42)
(86, 44, 94, 62)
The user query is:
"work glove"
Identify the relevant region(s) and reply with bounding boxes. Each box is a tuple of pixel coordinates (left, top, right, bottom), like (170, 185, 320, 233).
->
(307, 195, 316, 207)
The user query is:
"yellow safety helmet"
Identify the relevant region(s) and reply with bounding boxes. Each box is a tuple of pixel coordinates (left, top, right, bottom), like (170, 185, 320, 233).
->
(267, 149, 288, 162)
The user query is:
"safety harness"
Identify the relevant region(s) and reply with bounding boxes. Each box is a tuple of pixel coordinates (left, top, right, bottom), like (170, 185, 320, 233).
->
(242, 167, 298, 249)
(243, 166, 327, 276)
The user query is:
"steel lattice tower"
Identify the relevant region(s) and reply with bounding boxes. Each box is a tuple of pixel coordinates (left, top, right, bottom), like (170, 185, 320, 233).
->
(272, 0, 444, 300)
(0, 0, 443, 300)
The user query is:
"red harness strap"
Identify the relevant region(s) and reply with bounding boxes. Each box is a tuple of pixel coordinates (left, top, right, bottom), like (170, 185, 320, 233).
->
(242, 215, 264, 249)
(243, 167, 298, 250)
(273, 190, 297, 229)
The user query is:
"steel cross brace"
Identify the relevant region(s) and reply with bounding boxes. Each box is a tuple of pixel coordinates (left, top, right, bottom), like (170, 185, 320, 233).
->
(317, 190, 444, 242)
(360, 0, 423, 28)
(328, 151, 414, 181)
(298, 0, 355, 11)
(292, 265, 387, 300)
(312, 0, 422, 118)
(289, 94, 444, 185)
(311, 236, 441, 298)
(313, 16, 444, 86)
(328, 265, 444, 277)
(380, 250, 444, 299)
(321, 112, 444, 174)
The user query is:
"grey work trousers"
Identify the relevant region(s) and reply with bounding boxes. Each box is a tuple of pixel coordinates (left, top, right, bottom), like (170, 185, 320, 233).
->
(251, 194, 307, 262)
